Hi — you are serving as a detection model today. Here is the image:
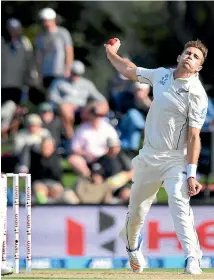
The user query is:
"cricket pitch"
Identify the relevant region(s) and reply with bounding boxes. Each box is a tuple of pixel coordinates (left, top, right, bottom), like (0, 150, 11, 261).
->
(3, 269, 214, 280)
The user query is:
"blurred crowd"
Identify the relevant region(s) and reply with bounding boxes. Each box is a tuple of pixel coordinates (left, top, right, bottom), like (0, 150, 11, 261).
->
(1, 8, 214, 205)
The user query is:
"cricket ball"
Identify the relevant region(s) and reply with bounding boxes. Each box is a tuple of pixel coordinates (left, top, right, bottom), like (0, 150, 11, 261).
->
(108, 38, 118, 45)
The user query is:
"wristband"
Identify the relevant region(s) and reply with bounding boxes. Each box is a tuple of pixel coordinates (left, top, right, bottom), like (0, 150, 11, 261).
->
(187, 164, 197, 179)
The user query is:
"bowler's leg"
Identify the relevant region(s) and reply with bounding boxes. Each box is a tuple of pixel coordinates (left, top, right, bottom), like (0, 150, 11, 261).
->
(121, 172, 160, 250)
(119, 155, 161, 273)
(163, 175, 202, 260)
(119, 178, 160, 273)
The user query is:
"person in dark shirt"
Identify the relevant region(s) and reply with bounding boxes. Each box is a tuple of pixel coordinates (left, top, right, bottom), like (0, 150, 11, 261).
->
(19, 137, 63, 204)
(38, 102, 61, 145)
(90, 138, 133, 202)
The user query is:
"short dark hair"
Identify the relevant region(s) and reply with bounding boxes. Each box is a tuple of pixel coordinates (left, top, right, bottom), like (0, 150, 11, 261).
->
(89, 106, 105, 117)
(183, 40, 208, 63)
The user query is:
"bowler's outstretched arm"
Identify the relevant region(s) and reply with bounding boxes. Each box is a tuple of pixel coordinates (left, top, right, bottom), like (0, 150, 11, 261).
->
(104, 39, 138, 81)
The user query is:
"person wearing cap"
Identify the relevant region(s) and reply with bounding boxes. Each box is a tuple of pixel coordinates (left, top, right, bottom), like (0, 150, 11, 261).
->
(38, 102, 61, 146)
(35, 7, 74, 89)
(116, 81, 152, 153)
(18, 137, 64, 205)
(108, 72, 134, 112)
(1, 18, 34, 105)
(13, 113, 51, 155)
(48, 60, 107, 139)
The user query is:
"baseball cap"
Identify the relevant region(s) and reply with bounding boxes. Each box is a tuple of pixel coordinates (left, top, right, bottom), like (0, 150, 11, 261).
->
(70, 60, 85, 75)
(39, 8, 56, 20)
(7, 18, 22, 29)
(90, 162, 104, 176)
(26, 114, 42, 126)
(38, 102, 53, 113)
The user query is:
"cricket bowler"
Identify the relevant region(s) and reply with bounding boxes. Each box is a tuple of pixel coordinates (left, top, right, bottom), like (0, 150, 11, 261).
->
(104, 39, 208, 275)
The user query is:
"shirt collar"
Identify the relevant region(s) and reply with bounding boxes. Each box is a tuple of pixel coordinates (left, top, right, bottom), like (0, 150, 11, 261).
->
(170, 68, 199, 88)
(170, 68, 199, 83)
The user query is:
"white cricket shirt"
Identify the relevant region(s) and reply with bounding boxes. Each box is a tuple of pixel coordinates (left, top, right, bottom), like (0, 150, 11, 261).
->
(136, 67, 208, 153)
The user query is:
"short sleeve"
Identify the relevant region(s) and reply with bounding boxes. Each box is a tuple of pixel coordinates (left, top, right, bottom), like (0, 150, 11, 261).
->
(136, 67, 158, 86)
(188, 92, 208, 129)
(108, 125, 120, 141)
(61, 28, 73, 47)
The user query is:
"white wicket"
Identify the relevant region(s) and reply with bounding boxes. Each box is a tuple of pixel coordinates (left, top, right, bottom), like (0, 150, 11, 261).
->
(25, 174, 32, 273)
(13, 174, 19, 274)
(1, 175, 7, 267)
(1, 173, 32, 274)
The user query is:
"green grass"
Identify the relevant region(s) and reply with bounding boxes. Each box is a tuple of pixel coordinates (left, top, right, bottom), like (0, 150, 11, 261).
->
(62, 173, 77, 188)
(156, 187, 168, 203)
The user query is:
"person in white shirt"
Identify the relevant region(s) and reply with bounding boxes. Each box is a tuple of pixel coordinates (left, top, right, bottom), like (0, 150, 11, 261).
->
(105, 39, 208, 275)
(68, 103, 120, 177)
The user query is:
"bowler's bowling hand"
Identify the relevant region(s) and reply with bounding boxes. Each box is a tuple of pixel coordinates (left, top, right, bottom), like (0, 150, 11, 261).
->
(104, 38, 121, 55)
(187, 177, 202, 196)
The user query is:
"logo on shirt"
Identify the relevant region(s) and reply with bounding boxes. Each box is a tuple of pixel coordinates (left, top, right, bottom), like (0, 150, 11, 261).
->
(158, 74, 169, 85)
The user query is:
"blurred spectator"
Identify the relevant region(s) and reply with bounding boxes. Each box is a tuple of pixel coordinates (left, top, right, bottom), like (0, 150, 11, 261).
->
(19, 137, 63, 204)
(35, 7, 73, 91)
(1, 101, 17, 134)
(68, 103, 119, 177)
(134, 82, 152, 111)
(48, 60, 107, 138)
(117, 82, 151, 152)
(14, 114, 51, 155)
(1, 101, 28, 138)
(90, 138, 133, 203)
(1, 18, 35, 105)
(72, 177, 113, 204)
(118, 108, 145, 152)
(202, 97, 214, 132)
(108, 67, 134, 111)
(69, 138, 133, 205)
(38, 102, 61, 146)
(108, 81, 152, 153)
(80, 100, 109, 123)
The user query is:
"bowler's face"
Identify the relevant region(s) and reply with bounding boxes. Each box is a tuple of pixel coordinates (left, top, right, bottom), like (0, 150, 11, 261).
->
(178, 47, 204, 73)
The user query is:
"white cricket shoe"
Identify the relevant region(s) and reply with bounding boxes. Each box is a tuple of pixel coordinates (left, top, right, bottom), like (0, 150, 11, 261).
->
(119, 229, 145, 273)
(184, 257, 202, 275)
(1, 263, 14, 276)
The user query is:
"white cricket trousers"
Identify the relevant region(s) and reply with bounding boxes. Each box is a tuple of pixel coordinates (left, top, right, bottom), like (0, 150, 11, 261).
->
(121, 146, 202, 260)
